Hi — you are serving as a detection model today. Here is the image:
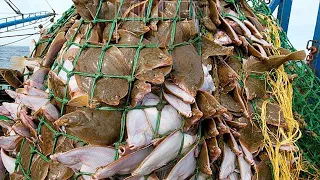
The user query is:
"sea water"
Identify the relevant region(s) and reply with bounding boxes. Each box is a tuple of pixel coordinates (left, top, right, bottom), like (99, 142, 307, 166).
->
(0, 46, 29, 68)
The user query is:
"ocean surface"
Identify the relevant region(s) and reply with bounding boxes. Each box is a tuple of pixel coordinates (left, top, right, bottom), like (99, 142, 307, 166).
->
(0, 46, 29, 68)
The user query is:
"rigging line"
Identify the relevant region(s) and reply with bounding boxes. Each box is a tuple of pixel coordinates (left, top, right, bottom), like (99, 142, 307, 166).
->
(0, 33, 36, 47)
(44, 0, 55, 13)
(0, 20, 51, 47)
(0, 33, 40, 38)
(4, 0, 22, 14)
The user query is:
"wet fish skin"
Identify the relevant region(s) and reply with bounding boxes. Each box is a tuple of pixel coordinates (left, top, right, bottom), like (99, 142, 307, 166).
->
(10, 57, 42, 73)
(0, 69, 23, 89)
(132, 131, 183, 176)
(122, 13, 150, 36)
(199, 139, 212, 176)
(204, 119, 219, 139)
(213, 30, 233, 46)
(1, 148, 15, 174)
(50, 146, 116, 172)
(75, 47, 130, 106)
(126, 109, 153, 149)
(219, 142, 237, 179)
(2, 103, 20, 120)
(163, 92, 192, 117)
(43, 32, 66, 67)
(0, 106, 11, 119)
(171, 45, 204, 97)
(184, 103, 203, 131)
(41, 103, 60, 122)
(200, 91, 227, 116)
(5, 90, 49, 112)
(131, 80, 151, 107)
(206, 137, 221, 162)
(72, 0, 93, 21)
(46, 136, 74, 180)
(238, 116, 264, 154)
(0, 135, 21, 151)
(165, 143, 197, 180)
(23, 85, 48, 97)
(12, 122, 32, 140)
(196, 92, 216, 119)
(24, 68, 50, 90)
(208, 0, 221, 25)
(219, 14, 242, 46)
(135, 66, 172, 85)
(141, 93, 182, 135)
(0, 150, 6, 178)
(202, 36, 234, 61)
(245, 50, 306, 72)
(157, 105, 182, 135)
(124, 173, 159, 180)
(93, 146, 154, 179)
(30, 154, 50, 180)
(55, 108, 122, 145)
(164, 81, 195, 104)
(19, 108, 37, 134)
(200, 64, 216, 93)
(241, 37, 268, 61)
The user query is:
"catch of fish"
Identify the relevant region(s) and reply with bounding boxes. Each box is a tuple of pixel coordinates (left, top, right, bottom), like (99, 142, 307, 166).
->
(0, 0, 306, 179)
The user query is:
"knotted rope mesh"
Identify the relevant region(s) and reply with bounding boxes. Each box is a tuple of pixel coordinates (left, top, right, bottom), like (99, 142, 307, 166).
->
(2, 0, 320, 179)
(248, 0, 320, 175)
(15, 1, 204, 179)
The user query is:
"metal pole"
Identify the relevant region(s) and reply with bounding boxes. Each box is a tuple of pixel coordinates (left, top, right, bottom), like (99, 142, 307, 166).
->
(310, 2, 320, 77)
(269, 0, 282, 13)
(277, 0, 293, 33)
(0, 13, 54, 29)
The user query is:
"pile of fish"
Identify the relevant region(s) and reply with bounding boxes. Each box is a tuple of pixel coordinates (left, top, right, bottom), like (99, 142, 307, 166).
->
(0, 0, 306, 179)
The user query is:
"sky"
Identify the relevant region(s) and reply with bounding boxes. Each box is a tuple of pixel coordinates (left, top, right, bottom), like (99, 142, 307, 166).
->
(0, 0, 319, 51)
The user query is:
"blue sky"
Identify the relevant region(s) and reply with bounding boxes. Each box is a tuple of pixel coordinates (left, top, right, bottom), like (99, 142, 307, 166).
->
(0, 0, 319, 51)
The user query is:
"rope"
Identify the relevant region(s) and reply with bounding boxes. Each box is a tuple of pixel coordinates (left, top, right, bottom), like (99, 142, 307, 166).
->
(2, 0, 320, 179)
(0, 34, 36, 47)
(11, 1, 202, 178)
(247, 0, 320, 178)
(0, 33, 40, 38)
(0, 19, 53, 47)
(44, 0, 55, 13)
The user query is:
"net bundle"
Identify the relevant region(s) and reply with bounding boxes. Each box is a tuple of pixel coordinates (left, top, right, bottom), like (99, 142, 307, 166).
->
(0, 0, 319, 180)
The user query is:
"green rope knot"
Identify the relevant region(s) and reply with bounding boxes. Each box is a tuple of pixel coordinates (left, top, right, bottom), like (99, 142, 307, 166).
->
(67, 71, 74, 78)
(62, 98, 70, 105)
(126, 75, 135, 83)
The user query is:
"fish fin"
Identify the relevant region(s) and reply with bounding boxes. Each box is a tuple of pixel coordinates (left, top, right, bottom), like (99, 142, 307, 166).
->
(33, 108, 43, 117)
(1, 148, 16, 174)
(68, 94, 89, 107)
(286, 50, 306, 61)
(10, 56, 27, 72)
(16, 88, 27, 94)
(277, 47, 291, 55)
(29, 39, 36, 56)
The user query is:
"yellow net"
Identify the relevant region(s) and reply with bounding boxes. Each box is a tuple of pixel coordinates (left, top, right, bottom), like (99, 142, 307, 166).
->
(258, 13, 303, 180)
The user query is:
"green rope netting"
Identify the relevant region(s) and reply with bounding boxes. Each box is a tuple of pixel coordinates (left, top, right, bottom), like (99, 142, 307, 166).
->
(13, 0, 204, 179)
(3, 0, 319, 179)
(248, 0, 320, 172)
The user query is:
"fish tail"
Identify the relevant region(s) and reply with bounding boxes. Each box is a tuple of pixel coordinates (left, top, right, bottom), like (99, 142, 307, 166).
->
(10, 56, 26, 72)
(286, 50, 306, 61)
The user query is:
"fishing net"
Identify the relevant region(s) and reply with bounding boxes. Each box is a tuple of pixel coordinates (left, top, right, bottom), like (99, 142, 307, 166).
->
(11, 1, 204, 179)
(0, 0, 319, 179)
(247, 1, 320, 177)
